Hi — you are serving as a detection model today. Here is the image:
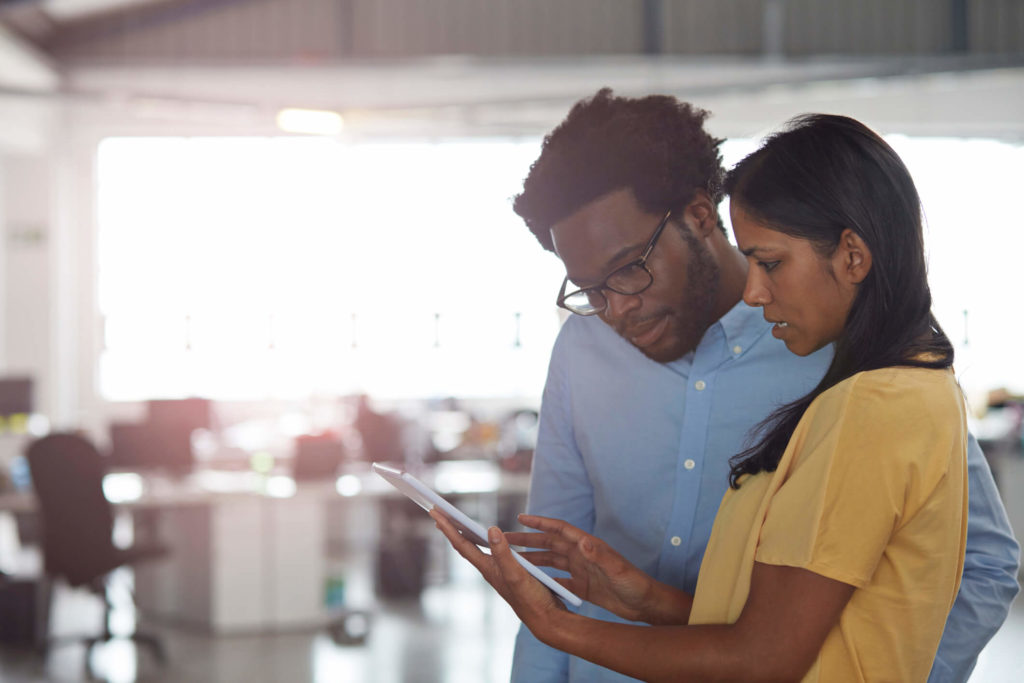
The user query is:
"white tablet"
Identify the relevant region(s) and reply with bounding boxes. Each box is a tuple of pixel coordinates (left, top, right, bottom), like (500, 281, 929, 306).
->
(371, 462, 583, 607)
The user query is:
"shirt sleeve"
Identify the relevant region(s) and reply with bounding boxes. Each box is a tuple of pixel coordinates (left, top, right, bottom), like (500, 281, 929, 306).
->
(928, 433, 1021, 683)
(510, 327, 592, 683)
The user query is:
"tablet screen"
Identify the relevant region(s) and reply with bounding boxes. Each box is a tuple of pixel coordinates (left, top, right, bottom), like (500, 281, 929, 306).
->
(371, 462, 583, 607)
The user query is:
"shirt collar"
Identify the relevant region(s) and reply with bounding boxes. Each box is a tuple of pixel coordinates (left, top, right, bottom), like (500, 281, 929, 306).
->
(716, 299, 773, 356)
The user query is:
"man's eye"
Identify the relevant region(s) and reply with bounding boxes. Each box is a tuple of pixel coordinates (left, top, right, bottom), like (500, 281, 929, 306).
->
(758, 260, 780, 272)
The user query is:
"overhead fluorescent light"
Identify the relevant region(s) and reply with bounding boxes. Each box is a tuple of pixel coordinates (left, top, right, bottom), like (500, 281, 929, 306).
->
(275, 108, 344, 136)
(43, 0, 160, 21)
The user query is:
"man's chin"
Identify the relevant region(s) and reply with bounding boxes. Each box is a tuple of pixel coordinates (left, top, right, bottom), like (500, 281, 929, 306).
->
(632, 331, 698, 363)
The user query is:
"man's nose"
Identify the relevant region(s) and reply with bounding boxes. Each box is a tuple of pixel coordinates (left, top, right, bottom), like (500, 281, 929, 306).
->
(603, 289, 643, 320)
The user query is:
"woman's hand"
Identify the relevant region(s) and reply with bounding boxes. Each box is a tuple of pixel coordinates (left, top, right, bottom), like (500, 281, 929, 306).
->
(429, 509, 569, 644)
(507, 514, 692, 625)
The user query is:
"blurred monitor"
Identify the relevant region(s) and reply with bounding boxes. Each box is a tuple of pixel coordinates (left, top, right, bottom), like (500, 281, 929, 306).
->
(108, 421, 194, 474)
(108, 422, 152, 470)
(292, 434, 345, 481)
(150, 424, 194, 474)
(0, 377, 32, 416)
(147, 398, 212, 431)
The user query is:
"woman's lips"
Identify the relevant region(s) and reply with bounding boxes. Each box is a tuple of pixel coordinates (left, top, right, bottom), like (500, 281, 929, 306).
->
(629, 316, 669, 348)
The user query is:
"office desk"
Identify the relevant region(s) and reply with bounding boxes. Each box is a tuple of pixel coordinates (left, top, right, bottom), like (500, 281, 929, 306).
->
(0, 461, 531, 635)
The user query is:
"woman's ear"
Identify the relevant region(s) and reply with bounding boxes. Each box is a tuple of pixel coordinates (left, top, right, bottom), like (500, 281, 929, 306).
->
(836, 228, 873, 284)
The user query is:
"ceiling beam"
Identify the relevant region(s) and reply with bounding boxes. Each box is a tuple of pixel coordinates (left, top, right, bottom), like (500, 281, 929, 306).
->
(0, 21, 58, 91)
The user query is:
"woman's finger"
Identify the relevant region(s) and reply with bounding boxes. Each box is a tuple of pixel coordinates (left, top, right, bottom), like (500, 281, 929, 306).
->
(431, 509, 493, 574)
(505, 532, 574, 557)
(487, 525, 535, 591)
(517, 514, 588, 544)
(504, 531, 555, 549)
(517, 550, 570, 571)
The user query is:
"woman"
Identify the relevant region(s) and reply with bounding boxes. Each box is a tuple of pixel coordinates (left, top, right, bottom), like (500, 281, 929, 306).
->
(433, 113, 968, 682)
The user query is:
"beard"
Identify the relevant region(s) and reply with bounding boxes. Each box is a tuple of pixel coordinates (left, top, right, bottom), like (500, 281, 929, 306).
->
(631, 231, 720, 364)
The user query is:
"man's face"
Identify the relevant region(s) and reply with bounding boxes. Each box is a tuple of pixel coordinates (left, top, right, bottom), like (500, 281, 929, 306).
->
(550, 188, 720, 363)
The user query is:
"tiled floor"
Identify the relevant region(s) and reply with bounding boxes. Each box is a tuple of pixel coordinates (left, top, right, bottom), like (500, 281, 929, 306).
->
(1, 556, 1022, 682)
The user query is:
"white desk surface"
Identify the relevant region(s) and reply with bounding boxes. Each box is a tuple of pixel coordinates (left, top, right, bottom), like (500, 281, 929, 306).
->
(0, 459, 531, 633)
(0, 459, 531, 513)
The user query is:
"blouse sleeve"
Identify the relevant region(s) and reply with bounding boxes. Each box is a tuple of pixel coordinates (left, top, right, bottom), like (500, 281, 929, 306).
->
(754, 371, 964, 588)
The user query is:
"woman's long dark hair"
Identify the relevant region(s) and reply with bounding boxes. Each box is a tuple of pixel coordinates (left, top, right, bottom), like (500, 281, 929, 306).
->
(725, 114, 953, 488)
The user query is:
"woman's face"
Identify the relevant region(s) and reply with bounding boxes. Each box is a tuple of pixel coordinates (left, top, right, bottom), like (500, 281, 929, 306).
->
(730, 202, 864, 357)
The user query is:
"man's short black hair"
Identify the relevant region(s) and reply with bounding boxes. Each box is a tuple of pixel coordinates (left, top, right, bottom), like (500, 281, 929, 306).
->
(513, 88, 725, 251)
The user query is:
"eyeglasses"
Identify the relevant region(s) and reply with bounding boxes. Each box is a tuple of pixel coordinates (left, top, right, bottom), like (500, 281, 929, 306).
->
(556, 209, 673, 316)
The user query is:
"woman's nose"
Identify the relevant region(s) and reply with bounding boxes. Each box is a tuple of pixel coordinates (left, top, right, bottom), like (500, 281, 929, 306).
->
(743, 272, 771, 307)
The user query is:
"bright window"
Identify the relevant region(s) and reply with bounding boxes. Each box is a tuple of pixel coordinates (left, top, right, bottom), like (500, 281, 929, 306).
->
(98, 135, 1024, 405)
(97, 137, 564, 401)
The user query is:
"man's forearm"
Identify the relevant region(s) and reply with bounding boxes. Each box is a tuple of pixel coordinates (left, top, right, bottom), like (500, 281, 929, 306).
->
(929, 435, 1021, 682)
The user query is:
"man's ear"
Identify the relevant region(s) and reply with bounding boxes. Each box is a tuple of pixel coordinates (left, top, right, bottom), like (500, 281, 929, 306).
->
(686, 189, 718, 238)
(836, 228, 873, 284)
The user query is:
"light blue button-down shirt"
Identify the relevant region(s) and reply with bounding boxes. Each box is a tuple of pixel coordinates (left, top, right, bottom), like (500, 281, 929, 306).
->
(511, 301, 1019, 683)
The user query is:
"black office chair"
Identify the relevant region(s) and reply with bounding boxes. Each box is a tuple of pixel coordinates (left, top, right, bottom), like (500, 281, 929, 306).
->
(25, 433, 168, 669)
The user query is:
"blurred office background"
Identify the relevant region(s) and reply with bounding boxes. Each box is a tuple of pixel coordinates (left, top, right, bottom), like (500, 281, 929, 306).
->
(0, 1, 1021, 681)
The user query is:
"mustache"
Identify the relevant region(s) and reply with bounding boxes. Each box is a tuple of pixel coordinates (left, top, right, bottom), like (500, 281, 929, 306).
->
(614, 311, 672, 338)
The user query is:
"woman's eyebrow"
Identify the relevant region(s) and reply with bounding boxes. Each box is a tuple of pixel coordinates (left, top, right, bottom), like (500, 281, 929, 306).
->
(740, 245, 778, 257)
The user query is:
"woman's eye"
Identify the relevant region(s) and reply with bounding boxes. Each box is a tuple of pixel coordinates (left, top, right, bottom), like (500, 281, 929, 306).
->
(758, 260, 780, 272)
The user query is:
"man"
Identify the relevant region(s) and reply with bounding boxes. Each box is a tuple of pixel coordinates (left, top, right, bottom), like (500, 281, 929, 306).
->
(509, 89, 1020, 683)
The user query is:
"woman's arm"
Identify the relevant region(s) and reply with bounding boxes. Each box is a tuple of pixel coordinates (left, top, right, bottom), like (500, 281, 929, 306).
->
(433, 511, 855, 682)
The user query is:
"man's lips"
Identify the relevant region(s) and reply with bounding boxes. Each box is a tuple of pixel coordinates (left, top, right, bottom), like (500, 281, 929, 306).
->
(625, 316, 670, 348)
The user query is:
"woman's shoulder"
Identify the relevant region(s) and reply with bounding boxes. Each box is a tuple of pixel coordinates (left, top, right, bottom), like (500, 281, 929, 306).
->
(793, 366, 965, 478)
(812, 366, 963, 436)
(824, 365, 957, 404)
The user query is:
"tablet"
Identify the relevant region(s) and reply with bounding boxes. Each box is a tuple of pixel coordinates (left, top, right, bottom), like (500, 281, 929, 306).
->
(371, 462, 583, 607)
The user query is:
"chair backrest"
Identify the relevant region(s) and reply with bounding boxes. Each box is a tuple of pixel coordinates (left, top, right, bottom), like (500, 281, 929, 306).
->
(25, 433, 116, 585)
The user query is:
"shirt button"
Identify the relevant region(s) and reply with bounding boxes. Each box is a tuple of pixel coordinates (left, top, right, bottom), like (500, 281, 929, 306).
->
(670, 536, 682, 547)
(733, 345, 743, 355)
(684, 459, 696, 470)
(694, 380, 706, 391)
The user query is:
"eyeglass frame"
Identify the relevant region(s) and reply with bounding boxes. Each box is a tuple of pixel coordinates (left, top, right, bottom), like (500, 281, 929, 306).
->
(555, 209, 674, 316)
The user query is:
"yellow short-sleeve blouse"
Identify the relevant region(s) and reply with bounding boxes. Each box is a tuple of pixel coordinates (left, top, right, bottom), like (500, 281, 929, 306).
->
(690, 366, 968, 682)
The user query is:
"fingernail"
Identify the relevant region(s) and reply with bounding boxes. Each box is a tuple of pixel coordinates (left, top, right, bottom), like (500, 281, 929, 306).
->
(488, 527, 502, 544)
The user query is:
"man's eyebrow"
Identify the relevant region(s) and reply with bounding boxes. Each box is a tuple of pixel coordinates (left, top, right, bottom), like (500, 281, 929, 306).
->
(568, 241, 645, 287)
